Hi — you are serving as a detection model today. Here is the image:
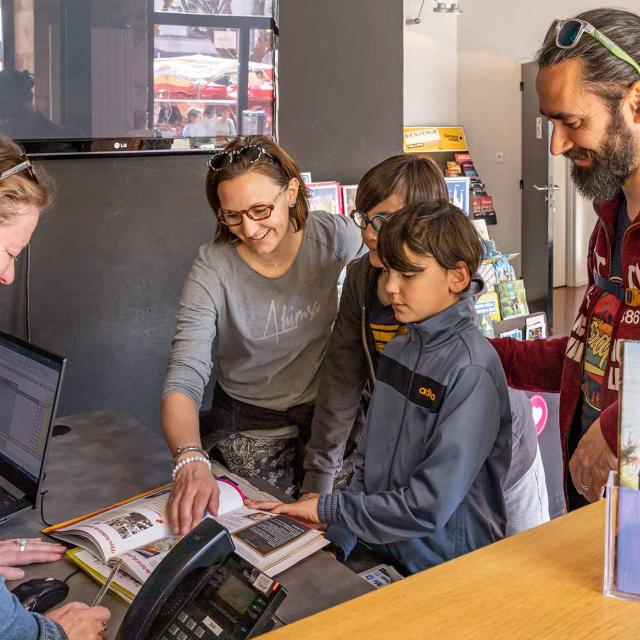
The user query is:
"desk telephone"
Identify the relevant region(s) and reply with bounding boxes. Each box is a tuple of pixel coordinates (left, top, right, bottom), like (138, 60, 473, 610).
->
(117, 519, 287, 640)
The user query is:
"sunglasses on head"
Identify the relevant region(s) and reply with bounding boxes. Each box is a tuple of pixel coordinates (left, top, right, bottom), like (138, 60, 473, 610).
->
(208, 145, 275, 172)
(0, 154, 39, 184)
(553, 18, 640, 78)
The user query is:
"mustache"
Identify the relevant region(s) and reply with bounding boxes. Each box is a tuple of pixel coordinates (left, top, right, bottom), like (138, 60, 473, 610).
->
(564, 147, 597, 162)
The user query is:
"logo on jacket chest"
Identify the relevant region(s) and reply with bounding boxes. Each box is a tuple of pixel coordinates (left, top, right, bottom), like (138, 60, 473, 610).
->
(376, 355, 446, 412)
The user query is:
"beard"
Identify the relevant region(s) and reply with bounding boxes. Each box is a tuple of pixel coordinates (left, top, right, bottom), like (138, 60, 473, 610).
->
(566, 107, 638, 201)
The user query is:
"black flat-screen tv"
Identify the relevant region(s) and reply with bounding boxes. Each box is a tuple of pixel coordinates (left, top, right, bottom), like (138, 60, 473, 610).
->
(0, 0, 277, 156)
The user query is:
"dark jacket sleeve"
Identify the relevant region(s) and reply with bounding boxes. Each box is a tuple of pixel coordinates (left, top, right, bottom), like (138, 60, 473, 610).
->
(490, 336, 568, 394)
(302, 261, 371, 493)
(318, 365, 507, 544)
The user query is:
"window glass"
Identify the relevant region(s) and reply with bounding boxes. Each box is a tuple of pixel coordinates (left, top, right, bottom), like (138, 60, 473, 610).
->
(155, 0, 274, 18)
(243, 28, 274, 136)
(153, 25, 240, 142)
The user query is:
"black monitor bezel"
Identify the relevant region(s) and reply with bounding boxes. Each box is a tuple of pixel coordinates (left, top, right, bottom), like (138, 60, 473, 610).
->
(5, 7, 278, 159)
(0, 331, 66, 506)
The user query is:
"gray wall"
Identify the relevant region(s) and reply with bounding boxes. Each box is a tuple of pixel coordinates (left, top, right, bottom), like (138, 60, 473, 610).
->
(0, 0, 403, 430)
(278, 0, 403, 183)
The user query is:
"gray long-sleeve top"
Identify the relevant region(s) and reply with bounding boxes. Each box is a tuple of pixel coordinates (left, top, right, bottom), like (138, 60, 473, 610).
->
(162, 211, 363, 411)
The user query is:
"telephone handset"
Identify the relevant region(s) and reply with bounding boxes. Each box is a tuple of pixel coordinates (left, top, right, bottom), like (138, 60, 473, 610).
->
(117, 519, 287, 640)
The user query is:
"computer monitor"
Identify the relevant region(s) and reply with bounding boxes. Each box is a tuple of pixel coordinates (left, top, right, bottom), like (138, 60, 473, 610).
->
(0, 332, 66, 511)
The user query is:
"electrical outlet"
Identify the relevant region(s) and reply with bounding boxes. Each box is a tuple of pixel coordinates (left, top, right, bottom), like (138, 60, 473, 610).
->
(495, 152, 504, 164)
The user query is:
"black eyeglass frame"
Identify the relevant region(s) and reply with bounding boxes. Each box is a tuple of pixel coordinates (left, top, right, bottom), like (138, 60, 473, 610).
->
(350, 209, 388, 232)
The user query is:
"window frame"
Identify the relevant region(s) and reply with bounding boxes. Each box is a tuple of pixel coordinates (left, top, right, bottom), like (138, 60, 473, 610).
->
(149, 3, 278, 138)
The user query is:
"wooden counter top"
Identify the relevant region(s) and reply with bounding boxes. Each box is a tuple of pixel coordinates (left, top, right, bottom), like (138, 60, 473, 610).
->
(261, 501, 640, 639)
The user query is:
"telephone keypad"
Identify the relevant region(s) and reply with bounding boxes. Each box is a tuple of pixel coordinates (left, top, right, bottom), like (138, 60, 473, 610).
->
(159, 554, 285, 640)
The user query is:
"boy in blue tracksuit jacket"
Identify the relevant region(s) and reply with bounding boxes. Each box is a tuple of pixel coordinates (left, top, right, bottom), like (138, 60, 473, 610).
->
(247, 199, 512, 574)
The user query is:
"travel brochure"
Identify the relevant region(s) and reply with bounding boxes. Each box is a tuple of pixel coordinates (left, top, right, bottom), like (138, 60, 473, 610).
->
(618, 341, 640, 490)
(42, 468, 328, 604)
(612, 340, 640, 598)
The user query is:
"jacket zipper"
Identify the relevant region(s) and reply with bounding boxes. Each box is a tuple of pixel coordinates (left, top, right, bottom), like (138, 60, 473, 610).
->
(385, 330, 424, 487)
(361, 304, 377, 384)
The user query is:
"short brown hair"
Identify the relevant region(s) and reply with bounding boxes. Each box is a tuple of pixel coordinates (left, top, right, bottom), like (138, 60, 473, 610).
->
(355, 154, 448, 213)
(0, 137, 53, 224)
(378, 200, 482, 289)
(206, 135, 309, 245)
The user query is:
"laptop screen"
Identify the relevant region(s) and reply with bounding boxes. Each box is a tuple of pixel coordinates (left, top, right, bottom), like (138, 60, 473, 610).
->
(0, 333, 65, 504)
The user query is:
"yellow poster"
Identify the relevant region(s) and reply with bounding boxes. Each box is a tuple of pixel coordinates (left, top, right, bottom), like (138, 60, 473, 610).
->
(403, 126, 468, 153)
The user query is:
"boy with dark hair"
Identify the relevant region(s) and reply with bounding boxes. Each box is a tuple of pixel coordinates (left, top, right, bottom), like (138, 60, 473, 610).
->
(248, 200, 512, 573)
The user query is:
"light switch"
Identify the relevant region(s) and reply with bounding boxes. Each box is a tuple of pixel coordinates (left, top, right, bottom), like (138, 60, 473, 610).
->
(495, 152, 504, 163)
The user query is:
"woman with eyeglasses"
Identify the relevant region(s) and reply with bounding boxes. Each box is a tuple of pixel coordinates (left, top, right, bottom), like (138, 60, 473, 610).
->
(0, 138, 111, 640)
(300, 154, 549, 537)
(162, 136, 363, 535)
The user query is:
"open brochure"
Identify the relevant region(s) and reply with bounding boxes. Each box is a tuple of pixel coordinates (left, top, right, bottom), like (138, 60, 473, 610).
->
(43, 472, 328, 596)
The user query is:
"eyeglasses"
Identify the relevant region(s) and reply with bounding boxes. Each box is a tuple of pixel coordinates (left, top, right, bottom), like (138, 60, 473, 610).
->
(553, 18, 640, 78)
(218, 185, 287, 226)
(350, 209, 388, 232)
(208, 145, 274, 173)
(0, 156, 39, 184)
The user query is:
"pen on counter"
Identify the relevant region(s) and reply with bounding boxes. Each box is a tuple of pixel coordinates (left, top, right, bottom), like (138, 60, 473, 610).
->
(91, 558, 123, 607)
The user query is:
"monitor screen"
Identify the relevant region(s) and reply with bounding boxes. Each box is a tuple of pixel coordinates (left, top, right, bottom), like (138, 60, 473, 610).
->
(0, 1, 277, 156)
(0, 334, 63, 498)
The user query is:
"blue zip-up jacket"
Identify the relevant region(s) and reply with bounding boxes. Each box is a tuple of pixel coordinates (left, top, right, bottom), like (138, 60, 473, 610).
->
(317, 293, 512, 574)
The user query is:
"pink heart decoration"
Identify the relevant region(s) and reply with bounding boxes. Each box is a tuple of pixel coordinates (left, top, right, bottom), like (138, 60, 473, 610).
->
(529, 394, 548, 436)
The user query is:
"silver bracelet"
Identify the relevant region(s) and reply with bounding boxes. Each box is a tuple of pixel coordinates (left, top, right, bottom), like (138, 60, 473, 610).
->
(171, 455, 211, 481)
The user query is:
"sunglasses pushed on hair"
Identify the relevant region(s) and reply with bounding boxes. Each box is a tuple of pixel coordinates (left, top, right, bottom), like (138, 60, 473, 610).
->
(553, 17, 640, 77)
(0, 153, 39, 184)
(208, 145, 274, 172)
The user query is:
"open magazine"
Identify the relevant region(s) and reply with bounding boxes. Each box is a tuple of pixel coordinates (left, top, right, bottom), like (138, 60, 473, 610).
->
(43, 469, 328, 602)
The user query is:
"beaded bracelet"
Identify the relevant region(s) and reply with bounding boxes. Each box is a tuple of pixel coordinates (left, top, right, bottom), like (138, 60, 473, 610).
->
(171, 455, 211, 481)
(173, 445, 210, 463)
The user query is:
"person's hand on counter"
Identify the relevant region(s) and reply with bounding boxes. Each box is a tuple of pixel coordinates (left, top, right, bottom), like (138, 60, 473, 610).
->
(47, 602, 111, 640)
(569, 418, 617, 503)
(0, 538, 67, 580)
(168, 462, 220, 535)
(244, 495, 323, 527)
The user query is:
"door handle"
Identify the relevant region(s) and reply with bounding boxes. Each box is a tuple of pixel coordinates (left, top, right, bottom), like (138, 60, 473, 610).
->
(533, 184, 562, 191)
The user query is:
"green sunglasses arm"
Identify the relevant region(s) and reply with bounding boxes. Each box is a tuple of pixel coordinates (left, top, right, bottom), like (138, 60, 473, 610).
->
(593, 28, 640, 79)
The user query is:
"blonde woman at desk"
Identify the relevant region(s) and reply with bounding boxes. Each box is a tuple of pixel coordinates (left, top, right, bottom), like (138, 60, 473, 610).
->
(0, 138, 111, 640)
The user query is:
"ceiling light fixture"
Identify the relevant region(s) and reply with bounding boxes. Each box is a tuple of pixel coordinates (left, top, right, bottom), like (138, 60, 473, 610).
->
(405, 0, 427, 25)
(406, 0, 463, 24)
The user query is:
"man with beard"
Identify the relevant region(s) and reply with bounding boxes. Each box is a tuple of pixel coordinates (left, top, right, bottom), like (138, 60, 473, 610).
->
(491, 8, 640, 511)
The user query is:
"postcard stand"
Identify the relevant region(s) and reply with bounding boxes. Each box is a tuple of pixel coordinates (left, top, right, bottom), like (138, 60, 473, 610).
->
(603, 471, 640, 602)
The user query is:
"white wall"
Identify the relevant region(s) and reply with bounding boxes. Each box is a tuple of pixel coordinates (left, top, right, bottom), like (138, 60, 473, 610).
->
(404, 0, 458, 125)
(456, 0, 640, 270)
(572, 189, 598, 286)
